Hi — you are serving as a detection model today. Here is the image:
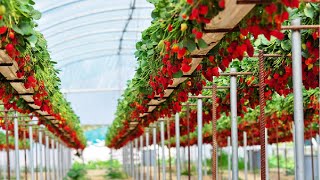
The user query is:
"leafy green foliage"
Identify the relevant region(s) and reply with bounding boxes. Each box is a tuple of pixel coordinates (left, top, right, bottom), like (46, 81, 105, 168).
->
(66, 162, 87, 180)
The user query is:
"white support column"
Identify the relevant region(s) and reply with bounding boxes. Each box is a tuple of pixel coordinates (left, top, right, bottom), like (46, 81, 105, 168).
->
(317, 134, 320, 180)
(56, 141, 60, 180)
(45, 135, 50, 180)
(135, 138, 139, 180)
(39, 130, 43, 180)
(230, 68, 238, 180)
(13, 113, 20, 180)
(291, 18, 304, 180)
(130, 142, 134, 178)
(160, 120, 165, 180)
(175, 113, 181, 180)
(228, 137, 231, 180)
(153, 125, 157, 180)
(265, 128, 269, 180)
(140, 135, 144, 180)
(146, 129, 150, 180)
(197, 98, 203, 180)
(51, 139, 55, 180)
(243, 132, 248, 180)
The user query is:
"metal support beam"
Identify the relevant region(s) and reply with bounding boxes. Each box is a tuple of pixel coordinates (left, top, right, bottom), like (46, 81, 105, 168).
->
(153, 126, 157, 180)
(230, 68, 238, 180)
(244, 132, 248, 180)
(135, 138, 139, 180)
(317, 134, 320, 180)
(29, 126, 35, 180)
(146, 129, 150, 180)
(197, 98, 203, 180)
(266, 128, 269, 180)
(175, 113, 181, 180)
(56, 141, 60, 180)
(14, 113, 20, 180)
(291, 18, 305, 180)
(160, 120, 166, 180)
(51, 139, 55, 180)
(130, 142, 134, 177)
(39, 130, 44, 180)
(228, 137, 231, 180)
(45, 135, 50, 180)
(140, 135, 144, 180)
(212, 84, 217, 180)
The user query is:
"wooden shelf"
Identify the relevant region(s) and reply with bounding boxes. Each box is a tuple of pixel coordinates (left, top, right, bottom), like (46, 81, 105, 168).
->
(143, 0, 255, 115)
(0, 50, 19, 80)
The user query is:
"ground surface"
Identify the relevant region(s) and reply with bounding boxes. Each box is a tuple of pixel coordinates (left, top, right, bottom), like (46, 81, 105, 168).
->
(85, 168, 294, 180)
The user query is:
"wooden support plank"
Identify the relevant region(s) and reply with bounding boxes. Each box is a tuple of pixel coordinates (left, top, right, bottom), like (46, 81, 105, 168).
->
(0, 50, 19, 80)
(143, 0, 255, 113)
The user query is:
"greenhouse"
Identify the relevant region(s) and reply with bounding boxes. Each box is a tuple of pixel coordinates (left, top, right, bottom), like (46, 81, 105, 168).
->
(0, 0, 319, 180)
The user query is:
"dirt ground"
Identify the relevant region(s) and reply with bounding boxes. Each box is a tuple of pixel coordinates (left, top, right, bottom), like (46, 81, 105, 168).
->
(87, 169, 107, 180)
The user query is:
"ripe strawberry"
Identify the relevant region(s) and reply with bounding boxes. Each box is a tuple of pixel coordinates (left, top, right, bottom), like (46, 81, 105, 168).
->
(218, 0, 225, 8)
(168, 24, 173, 32)
(199, 5, 208, 15)
(0, 26, 6, 34)
(181, 63, 191, 72)
(195, 31, 202, 39)
(5, 43, 14, 53)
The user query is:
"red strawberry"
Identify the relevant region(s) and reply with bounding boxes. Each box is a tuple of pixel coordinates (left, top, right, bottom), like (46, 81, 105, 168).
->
(0, 26, 7, 34)
(181, 63, 191, 72)
(199, 5, 208, 15)
(5, 43, 14, 53)
(218, 0, 225, 8)
(168, 24, 173, 32)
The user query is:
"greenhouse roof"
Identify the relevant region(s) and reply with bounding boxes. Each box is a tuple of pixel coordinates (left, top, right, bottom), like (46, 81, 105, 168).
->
(34, 0, 153, 125)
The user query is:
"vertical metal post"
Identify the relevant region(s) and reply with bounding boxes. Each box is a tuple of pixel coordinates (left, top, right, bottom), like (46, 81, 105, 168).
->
(160, 120, 166, 180)
(39, 130, 43, 180)
(135, 138, 139, 180)
(51, 139, 55, 180)
(29, 126, 35, 180)
(130, 142, 134, 178)
(153, 125, 157, 180)
(45, 135, 50, 180)
(212, 84, 217, 180)
(4, 111, 10, 180)
(203, 145, 207, 176)
(140, 135, 144, 180)
(227, 137, 231, 180)
(244, 132, 248, 180)
(249, 149, 253, 173)
(197, 97, 203, 180)
(291, 18, 305, 180)
(186, 103, 191, 180)
(265, 128, 269, 180)
(293, 124, 297, 180)
(14, 113, 20, 180)
(146, 129, 150, 180)
(230, 67, 238, 180)
(175, 113, 181, 180)
(56, 141, 59, 180)
(23, 121, 27, 180)
(166, 120, 172, 180)
(317, 134, 320, 180)
(258, 50, 266, 180)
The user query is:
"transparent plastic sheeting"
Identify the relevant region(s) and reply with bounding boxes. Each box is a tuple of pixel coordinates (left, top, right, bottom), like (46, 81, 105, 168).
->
(34, 0, 153, 124)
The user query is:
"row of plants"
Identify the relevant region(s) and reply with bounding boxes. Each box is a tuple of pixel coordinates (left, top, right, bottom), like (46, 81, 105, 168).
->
(0, 1, 85, 148)
(106, 0, 319, 149)
(163, 88, 319, 147)
(0, 131, 29, 150)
